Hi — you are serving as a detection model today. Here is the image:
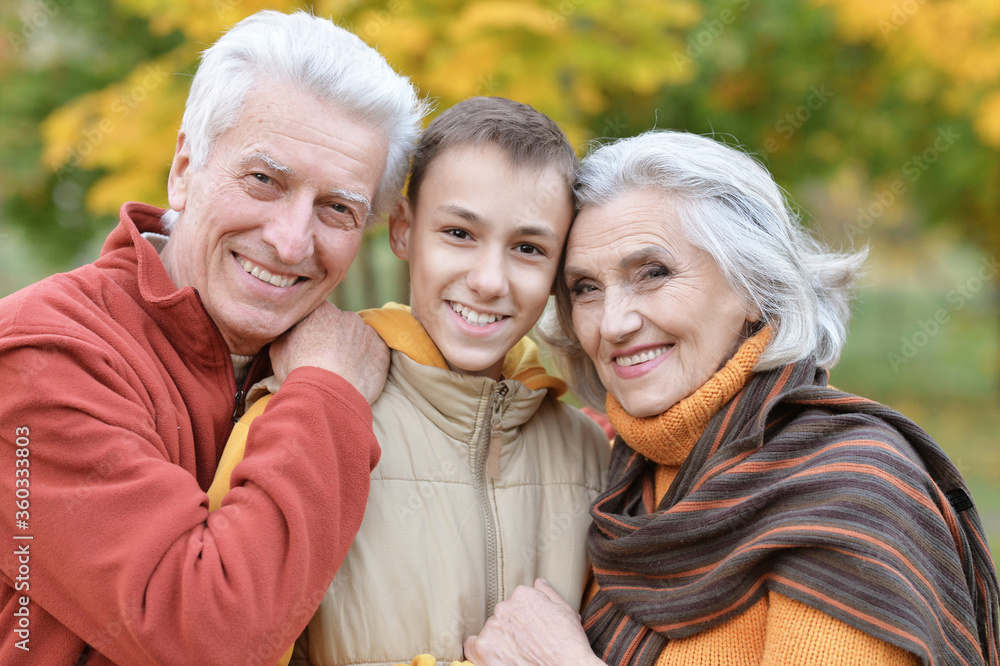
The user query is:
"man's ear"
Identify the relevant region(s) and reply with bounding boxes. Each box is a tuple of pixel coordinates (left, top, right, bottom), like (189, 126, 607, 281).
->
(166, 132, 191, 213)
(388, 199, 413, 261)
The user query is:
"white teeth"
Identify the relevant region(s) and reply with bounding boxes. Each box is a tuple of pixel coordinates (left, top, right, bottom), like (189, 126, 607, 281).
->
(449, 301, 504, 326)
(237, 256, 299, 288)
(615, 346, 669, 367)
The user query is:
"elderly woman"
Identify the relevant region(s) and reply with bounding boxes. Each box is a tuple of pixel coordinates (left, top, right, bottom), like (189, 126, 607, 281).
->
(462, 131, 999, 665)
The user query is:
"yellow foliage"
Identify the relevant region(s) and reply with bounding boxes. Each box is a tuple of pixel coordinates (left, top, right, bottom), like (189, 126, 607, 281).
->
(118, 0, 303, 40)
(38, 0, 748, 216)
(42, 48, 192, 213)
(363, 17, 433, 61)
(447, 1, 558, 37)
(812, 0, 898, 42)
(974, 90, 1000, 148)
(818, 0, 1000, 149)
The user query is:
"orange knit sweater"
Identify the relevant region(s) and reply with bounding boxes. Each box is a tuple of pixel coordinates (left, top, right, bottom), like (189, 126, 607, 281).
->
(595, 329, 920, 666)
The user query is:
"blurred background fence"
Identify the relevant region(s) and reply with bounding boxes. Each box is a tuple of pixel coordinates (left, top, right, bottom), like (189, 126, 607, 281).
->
(1, 0, 997, 555)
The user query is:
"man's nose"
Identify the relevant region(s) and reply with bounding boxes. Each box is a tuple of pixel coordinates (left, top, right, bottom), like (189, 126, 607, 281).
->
(261, 198, 315, 267)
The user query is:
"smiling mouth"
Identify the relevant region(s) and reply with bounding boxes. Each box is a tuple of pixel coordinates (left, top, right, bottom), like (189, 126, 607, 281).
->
(236, 254, 303, 288)
(614, 345, 670, 367)
(449, 301, 508, 326)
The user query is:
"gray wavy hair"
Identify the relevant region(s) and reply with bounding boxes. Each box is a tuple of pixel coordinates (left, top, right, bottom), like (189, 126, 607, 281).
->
(163, 10, 429, 228)
(539, 130, 866, 410)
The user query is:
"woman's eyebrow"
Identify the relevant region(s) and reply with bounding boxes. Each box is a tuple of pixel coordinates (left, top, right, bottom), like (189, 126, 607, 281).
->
(618, 246, 669, 269)
(564, 245, 674, 282)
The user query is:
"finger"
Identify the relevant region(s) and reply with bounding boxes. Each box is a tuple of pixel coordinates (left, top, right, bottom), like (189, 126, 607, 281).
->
(533, 578, 564, 604)
(534, 577, 555, 593)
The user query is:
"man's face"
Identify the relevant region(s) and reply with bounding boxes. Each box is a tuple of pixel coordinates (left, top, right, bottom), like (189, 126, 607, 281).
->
(162, 80, 387, 355)
(389, 143, 573, 380)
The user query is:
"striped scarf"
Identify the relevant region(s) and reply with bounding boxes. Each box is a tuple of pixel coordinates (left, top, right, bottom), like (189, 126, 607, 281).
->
(584, 359, 999, 665)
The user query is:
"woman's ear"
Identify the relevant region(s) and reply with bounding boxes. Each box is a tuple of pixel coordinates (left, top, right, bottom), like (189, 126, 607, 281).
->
(166, 132, 191, 213)
(388, 200, 413, 261)
(741, 300, 765, 339)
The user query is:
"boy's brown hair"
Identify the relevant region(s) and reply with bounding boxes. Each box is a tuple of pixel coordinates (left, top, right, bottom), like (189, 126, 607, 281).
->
(406, 96, 577, 208)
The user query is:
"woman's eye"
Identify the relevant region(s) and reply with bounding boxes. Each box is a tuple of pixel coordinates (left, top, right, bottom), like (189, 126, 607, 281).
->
(644, 264, 670, 279)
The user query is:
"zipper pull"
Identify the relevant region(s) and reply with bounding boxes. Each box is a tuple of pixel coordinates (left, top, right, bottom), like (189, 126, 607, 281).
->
(232, 389, 245, 423)
(487, 386, 507, 479)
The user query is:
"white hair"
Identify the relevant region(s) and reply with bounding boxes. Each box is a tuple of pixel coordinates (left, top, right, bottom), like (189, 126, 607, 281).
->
(162, 10, 429, 229)
(541, 130, 866, 409)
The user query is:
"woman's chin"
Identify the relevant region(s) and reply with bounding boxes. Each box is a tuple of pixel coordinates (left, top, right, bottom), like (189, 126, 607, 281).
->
(616, 393, 680, 418)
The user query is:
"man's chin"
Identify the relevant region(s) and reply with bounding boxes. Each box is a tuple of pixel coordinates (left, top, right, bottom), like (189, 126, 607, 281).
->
(217, 315, 293, 356)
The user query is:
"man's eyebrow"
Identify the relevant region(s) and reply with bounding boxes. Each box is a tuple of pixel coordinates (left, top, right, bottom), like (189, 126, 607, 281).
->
(436, 205, 560, 242)
(241, 152, 372, 218)
(240, 151, 293, 176)
(330, 188, 372, 218)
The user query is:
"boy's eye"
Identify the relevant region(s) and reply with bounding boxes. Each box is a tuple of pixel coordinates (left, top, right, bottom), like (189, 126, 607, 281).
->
(446, 229, 470, 240)
(517, 243, 544, 256)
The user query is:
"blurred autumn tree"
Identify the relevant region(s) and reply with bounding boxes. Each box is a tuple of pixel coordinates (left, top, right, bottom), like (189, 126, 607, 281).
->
(1, 0, 998, 286)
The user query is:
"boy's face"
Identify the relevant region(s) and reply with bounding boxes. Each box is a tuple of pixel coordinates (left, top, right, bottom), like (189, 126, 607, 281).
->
(390, 143, 573, 380)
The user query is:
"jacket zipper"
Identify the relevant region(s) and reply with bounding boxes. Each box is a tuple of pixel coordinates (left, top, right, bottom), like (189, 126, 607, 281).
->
(475, 383, 508, 619)
(231, 351, 266, 423)
(231, 389, 245, 424)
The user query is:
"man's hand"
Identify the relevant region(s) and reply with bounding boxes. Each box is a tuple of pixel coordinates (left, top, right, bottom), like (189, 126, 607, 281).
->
(464, 579, 605, 666)
(270, 302, 389, 404)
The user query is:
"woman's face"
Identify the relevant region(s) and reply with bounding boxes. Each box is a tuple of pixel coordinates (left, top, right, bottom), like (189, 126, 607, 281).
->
(565, 188, 757, 418)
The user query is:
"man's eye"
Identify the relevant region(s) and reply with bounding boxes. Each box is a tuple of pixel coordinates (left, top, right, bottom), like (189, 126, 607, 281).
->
(252, 173, 271, 184)
(331, 203, 349, 214)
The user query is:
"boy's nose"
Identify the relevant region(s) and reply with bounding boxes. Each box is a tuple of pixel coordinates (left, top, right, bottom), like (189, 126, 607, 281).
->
(465, 250, 510, 300)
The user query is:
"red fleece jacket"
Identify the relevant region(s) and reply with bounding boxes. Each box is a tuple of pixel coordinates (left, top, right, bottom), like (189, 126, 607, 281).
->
(0, 203, 380, 665)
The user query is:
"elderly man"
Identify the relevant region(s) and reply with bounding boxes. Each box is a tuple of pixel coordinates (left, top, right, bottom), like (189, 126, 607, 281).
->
(0, 11, 426, 664)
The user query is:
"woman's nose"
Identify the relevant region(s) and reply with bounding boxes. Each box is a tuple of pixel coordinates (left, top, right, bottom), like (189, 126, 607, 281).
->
(599, 289, 642, 342)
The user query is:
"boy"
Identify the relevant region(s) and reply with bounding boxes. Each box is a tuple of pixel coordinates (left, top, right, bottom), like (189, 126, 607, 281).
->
(210, 97, 610, 665)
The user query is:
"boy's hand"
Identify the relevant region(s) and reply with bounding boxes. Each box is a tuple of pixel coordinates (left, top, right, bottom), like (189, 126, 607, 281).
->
(270, 302, 390, 404)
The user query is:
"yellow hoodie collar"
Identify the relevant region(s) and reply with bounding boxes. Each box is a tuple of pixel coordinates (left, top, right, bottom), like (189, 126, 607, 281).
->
(360, 303, 566, 397)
